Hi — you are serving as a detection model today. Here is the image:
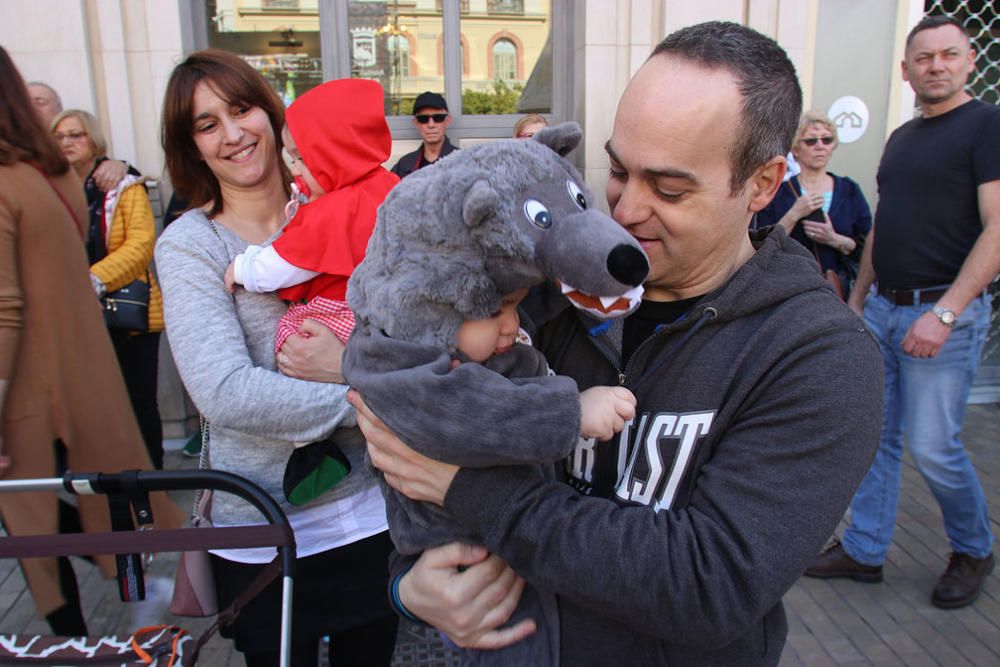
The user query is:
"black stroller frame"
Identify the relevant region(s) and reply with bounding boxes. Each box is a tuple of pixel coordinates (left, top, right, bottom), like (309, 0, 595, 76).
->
(0, 469, 296, 667)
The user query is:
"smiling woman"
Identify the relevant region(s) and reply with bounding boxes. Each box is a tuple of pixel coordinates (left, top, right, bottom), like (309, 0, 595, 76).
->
(156, 50, 397, 667)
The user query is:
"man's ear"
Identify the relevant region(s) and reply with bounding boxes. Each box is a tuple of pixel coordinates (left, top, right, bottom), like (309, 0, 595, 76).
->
(534, 122, 582, 156)
(747, 155, 786, 213)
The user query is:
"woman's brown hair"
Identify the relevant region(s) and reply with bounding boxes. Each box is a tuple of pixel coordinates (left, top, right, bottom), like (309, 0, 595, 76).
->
(161, 49, 288, 217)
(0, 46, 69, 175)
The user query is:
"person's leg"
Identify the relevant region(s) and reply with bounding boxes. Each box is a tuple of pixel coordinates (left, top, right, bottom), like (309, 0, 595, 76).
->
(326, 614, 398, 666)
(44, 557, 87, 636)
(46, 499, 87, 636)
(109, 330, 164, 469)
(840, 294, 905, 566)
(900, 294, 993, 558)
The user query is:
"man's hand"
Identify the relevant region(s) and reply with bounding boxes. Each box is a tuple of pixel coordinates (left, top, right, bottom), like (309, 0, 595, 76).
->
(224, 262, 237, 294)
(901, 310, 952, 358)
(92, 160, 128, 191)
(579, 386, 636, 441)
(348, 389, 458, 506)
(399, 543, 536, 650)
(277, 319, 345, 382)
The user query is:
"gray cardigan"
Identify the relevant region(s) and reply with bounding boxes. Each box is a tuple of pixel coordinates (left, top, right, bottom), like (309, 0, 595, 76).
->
(155, 210, 376, 526)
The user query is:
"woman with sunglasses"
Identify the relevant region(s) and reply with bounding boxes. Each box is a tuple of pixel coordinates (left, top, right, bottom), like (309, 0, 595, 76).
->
(756, 110, 872, 299)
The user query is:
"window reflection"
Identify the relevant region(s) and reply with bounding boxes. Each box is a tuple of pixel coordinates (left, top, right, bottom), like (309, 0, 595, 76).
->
(205, 0, 323, 105)
(349, 0, 443, 116)
(462, 0, 550, 114)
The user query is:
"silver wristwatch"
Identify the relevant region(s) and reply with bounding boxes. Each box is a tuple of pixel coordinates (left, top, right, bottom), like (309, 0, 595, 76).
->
(932, 305, 956, 327)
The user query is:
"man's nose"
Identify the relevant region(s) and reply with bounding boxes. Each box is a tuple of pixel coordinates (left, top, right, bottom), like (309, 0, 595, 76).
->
(611, 182, 650, 227)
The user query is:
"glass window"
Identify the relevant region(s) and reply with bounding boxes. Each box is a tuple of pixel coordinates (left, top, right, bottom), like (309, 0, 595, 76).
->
(348, 0, 444, 116)
(461, 0, 551, 115)
(387, 34, 411, 78)
(492, 38, 516, 81)
(204, 0, 323, 105)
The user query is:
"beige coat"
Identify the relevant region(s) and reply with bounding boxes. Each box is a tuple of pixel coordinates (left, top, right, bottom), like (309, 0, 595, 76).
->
(0, 162, 182, 616)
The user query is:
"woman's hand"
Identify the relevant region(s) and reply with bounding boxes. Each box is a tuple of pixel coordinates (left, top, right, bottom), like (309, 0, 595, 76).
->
(790, 192, 825, 222)
(399, 543, 536, 649)
(802, 214, 854, 253)
(348, 390, 458, 506)
(223, 262, 237, 294)
(277, 319, 345, 382)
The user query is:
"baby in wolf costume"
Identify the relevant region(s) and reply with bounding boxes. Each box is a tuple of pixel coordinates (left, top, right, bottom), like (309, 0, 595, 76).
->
(343, 123, 649, 665)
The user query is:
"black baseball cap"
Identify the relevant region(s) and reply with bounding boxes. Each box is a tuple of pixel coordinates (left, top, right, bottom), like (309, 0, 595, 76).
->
(413, 91, 448, 114)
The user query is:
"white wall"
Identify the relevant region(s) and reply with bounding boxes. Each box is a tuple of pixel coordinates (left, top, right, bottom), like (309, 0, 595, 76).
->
(3, 0, 186, 181)
(576, 0, 817, 213)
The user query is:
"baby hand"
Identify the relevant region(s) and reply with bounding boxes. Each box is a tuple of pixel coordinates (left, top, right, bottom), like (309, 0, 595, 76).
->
(579, 386, 636, 441)
(224, 262, 237, 294)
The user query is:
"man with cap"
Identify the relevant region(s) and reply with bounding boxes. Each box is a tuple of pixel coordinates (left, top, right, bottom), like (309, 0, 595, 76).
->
(391, 91, 459, 178)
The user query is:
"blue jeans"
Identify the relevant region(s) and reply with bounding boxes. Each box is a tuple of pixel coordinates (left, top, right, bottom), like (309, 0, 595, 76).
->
(841, 291, 993, 566)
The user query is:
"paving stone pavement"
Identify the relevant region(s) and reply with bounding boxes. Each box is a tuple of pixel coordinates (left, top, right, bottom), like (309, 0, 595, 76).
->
(1, 404, 997, 666)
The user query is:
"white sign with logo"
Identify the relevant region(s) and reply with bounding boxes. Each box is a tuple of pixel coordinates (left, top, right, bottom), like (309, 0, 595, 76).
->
(827, 96, 869, 144)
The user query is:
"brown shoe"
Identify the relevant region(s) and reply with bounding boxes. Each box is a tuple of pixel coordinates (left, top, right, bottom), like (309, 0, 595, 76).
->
(931, 552, 995, 609)
(803, 539, 883, 583)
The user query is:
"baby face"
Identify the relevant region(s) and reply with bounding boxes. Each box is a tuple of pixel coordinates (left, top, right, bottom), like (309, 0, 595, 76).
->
(455, 288, 529, 362)
(281, 124, 324, 201)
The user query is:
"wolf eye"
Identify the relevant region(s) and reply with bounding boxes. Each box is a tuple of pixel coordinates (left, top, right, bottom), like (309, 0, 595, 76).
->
(524, 199, 551, 229)
(567, 180, 587, 210)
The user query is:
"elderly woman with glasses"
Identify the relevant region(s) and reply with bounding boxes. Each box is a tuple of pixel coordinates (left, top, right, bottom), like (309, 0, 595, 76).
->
(51, 109, 165, 469)
(755, 110, 872, 299)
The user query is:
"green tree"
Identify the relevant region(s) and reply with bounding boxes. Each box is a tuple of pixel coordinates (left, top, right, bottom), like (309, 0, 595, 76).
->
(461, 80, 524, 115)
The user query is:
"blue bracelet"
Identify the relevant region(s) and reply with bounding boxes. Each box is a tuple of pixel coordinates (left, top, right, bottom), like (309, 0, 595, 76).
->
(390, 568, 420, 623)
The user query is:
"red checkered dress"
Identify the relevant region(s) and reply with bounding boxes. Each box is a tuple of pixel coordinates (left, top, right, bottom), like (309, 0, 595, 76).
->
(275, 296, 355, 355)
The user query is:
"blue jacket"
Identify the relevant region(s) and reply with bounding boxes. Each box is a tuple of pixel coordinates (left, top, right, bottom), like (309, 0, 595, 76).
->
(755, 173, 872, 273)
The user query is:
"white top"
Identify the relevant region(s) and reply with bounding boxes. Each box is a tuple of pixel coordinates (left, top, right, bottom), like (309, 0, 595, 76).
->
(233, 244, 319, 293)
(211, 484, 388, 563)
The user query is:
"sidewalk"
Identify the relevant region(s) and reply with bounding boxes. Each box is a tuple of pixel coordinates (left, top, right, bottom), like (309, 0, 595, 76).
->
(1, 404, 996, 666)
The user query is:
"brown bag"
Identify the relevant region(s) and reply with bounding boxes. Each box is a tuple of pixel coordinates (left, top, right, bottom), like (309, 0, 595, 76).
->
(823, 268, 845, 300)
(170, 419, 219, 617)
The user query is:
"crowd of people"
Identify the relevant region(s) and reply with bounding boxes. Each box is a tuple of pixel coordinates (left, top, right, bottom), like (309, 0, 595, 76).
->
(0, 12, 996, 667)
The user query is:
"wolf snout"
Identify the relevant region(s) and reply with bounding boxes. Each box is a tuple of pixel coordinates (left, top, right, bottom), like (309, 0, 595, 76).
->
(608, 244, 649, 287)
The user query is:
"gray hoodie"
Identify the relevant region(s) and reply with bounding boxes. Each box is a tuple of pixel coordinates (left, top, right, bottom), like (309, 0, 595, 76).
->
(416, 227, 883, 666)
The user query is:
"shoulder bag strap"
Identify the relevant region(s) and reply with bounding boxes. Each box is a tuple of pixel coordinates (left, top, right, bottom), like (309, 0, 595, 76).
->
(31, 163, 86, 238)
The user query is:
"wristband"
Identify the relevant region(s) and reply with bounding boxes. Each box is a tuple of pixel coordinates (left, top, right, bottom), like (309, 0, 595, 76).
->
(389, 567, 420, 623)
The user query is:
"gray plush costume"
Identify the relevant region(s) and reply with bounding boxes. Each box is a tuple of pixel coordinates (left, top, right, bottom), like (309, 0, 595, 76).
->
(343, 123, 648, 666)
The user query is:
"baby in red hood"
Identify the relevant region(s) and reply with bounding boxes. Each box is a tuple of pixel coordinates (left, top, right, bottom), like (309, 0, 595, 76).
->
(225, 78, 398, 352)
(224, 78, 398, 505)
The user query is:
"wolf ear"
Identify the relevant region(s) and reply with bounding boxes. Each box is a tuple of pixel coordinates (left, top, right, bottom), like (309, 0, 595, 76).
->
(462, 179, 501, 228)
(533, 122, 582, 157)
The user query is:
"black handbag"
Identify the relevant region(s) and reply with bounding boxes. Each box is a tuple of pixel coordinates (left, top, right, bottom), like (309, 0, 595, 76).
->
(102, 274, 150, 331)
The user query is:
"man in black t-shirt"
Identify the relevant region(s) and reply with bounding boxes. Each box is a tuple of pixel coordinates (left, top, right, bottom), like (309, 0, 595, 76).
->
(806, 15, 1000, 609)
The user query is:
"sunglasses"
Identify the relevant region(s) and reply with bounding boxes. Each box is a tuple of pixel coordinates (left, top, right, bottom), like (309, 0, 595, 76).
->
(414, 113, 448, 124)
(801, 136, 835, 146)
(54, 131, 88, 142)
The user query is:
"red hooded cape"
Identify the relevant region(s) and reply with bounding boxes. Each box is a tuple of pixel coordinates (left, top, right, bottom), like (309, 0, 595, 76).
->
(273, 78, 399, 303)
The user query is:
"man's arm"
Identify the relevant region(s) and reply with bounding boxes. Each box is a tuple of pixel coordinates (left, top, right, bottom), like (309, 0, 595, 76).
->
(443, 327, 883, 648)
(846, 227, 876, 316)
(901, 179, 1000, 358)
(92, 160, 129, 192)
